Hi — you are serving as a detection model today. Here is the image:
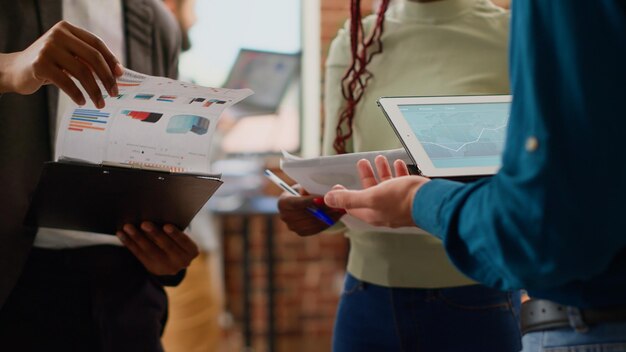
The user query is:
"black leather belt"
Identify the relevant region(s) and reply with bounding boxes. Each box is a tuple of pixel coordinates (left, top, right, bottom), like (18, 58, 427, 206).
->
(521, 299, 626, 335)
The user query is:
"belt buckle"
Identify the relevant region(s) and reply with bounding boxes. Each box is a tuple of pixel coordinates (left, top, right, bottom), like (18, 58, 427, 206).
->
(567, 307, 590, 333)
(521, 299, 570, 335)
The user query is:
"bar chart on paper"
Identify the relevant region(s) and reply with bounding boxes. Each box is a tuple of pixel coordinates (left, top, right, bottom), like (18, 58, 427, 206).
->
(68, 109, 110, 132)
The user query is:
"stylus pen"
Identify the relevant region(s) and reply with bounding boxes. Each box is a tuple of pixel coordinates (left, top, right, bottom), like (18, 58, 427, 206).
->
(264, 169, 336, 226)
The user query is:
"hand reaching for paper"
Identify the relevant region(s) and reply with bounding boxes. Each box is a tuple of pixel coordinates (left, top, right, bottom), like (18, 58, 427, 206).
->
(323, 156, 431, 228)
(116, 222, 199, 276)
(278, 185, 346, 236)
(0, 20, 123, 108)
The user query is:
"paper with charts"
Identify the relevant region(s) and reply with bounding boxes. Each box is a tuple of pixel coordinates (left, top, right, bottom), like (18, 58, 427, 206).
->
(55, 69, 253, 174)
(281, 149, 427, 235)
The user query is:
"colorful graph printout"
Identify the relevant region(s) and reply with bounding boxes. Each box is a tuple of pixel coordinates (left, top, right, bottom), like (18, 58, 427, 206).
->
(122, 110, 164, 123)
(56, 68, 254, 174)
(68, 109, 110, 132)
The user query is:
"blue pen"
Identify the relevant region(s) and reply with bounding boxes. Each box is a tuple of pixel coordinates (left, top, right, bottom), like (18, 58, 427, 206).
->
(264, 169, 336, 226)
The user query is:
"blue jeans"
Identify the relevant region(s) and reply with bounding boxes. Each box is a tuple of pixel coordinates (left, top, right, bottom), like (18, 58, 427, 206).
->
(332, 273, 522, 352)
(522, 322, 626, 352)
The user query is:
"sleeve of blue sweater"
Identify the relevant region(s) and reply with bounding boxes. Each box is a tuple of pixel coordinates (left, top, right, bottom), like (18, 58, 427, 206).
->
(412, 0, 626, 292)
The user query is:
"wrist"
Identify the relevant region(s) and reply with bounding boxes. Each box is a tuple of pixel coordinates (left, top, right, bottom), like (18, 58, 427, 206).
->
(0, 52, 20, 93)
(406, 177, 430, 226)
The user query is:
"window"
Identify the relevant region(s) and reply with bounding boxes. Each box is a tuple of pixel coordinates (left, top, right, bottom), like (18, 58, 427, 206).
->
(179, 0, 318, 155)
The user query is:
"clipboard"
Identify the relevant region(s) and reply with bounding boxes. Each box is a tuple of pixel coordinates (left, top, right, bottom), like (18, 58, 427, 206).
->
(25, 161, 223, 234)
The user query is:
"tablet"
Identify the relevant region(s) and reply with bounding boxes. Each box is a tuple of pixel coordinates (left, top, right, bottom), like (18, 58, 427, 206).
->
(378, 95, 512, 179)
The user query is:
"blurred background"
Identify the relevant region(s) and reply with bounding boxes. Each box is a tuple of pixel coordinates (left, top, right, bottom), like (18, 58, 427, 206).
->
(160, 1, 511, 351)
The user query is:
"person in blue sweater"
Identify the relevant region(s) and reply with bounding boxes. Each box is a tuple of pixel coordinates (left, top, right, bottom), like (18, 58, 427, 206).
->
(323, 1, 626, 350)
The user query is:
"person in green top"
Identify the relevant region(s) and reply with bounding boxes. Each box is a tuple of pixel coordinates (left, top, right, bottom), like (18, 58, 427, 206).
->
(278, 0, 521, 350)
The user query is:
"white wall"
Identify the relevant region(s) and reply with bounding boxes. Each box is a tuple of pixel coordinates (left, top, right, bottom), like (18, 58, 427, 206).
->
(301, 0, 321, 157)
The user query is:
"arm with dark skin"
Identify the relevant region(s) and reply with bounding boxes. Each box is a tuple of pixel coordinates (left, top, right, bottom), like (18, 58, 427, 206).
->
(0, 20, 199, 276)
(278, 186, 346, 237)
(0, 21, 122, 108)
(117, 222, 199, 276)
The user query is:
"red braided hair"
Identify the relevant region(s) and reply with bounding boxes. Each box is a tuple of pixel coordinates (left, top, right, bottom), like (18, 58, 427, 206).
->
(333, 0, 392, 154)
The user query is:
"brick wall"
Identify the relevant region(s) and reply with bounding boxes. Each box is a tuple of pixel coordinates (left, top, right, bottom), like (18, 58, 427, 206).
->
(222, 182, 349, 351)
(321, 0, 375, 61)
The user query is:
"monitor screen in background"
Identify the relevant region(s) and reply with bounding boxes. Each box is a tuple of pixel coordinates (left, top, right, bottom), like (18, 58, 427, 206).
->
(223, 50, 300, 109)
(178, 0, 302, 155)
(179, 0, 301, 88)
(399, 102, 510, 168)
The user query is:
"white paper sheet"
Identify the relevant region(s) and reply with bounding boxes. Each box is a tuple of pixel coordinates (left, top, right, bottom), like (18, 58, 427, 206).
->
(55, 69, 253, 174)
(281, 149, 427, 234)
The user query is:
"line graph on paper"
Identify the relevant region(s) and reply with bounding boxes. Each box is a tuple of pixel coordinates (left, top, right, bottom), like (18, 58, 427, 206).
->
(403, 103, 510, 168)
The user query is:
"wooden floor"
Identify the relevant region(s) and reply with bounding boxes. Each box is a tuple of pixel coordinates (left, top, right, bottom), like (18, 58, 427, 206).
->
(217, 328, 332, 352)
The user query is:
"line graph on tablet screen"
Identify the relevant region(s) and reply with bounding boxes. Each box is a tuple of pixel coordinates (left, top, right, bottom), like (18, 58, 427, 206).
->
(401, 103, 510, 168)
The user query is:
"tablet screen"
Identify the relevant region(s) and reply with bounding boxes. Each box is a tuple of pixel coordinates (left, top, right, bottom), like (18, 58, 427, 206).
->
(398, 102, 510, 169)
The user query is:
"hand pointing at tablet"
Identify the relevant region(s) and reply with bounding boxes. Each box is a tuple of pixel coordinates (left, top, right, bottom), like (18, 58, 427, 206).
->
(324, 155, 430, 228)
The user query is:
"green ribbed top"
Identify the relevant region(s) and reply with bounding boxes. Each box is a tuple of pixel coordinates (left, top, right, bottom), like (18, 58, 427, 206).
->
(323, 0, 510, 288)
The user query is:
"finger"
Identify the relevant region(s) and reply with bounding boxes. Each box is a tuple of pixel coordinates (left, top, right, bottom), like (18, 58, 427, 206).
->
(278, 194, 317, 211)
(394, 159, 410, 177)
(280, 213, 326, 231)
(43, 64, 86, 105)
(65, 22, 122, 77)
(374, 155, 393, 182)
(313, 207, 346, 221)
(284, 206, 345, 224)
(291, 184, 310, 196)
(54, 50, 104, 108)
(123, 223, 164, 256)
(324, 188, 373, 210)
(139, 221, 186, 257)
(286, 223, 328, 236)
(331, 184, 347, 191)
(281, 209, 345, 225)
(141, 223, 191, 270)
(62, 34, 118, 97)
(117, 230, 158, 265)
(313, 197, 347, 215)
(357, 159, 378, 188)
(162, 224, 199, 257)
